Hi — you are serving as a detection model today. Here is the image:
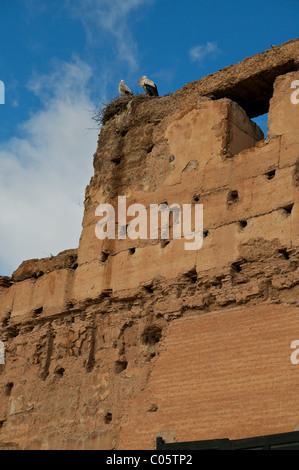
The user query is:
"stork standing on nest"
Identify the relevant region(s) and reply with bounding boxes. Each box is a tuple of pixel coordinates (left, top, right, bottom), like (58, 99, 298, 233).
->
(118, 80, 133, 97)
(137, 76, 159, 96)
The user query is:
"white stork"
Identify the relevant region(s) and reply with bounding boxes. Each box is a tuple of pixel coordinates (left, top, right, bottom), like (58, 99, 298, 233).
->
(138, 76, 159, 96)
(118, 80, 133, 97)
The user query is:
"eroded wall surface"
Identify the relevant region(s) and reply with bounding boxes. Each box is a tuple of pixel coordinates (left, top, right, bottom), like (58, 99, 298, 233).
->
(0, 41, 298, 450)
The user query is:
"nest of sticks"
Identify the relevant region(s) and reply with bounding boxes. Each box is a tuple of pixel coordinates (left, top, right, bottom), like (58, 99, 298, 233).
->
(93, 94, 152, 126)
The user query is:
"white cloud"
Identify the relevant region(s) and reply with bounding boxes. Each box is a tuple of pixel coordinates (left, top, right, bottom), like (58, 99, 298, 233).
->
(189, 42, 220, 65)
(0, 57, 98, 276)
(65, 0, 155, 70)
(0, 1, 157, 276)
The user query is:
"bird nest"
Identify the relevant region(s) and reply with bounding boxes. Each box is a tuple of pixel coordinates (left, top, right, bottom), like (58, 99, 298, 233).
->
(93, 94, 152, 126)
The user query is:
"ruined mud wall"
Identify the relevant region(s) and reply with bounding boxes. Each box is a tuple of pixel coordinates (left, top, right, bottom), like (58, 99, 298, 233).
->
(0, 40, 298, 450)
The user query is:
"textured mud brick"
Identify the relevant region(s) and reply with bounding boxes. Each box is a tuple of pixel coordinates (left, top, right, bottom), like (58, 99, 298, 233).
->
(280, 132, 299, 168)
(268, 71, 299, 138)
(1, 40, 299, 450)
(118, 305, 299, 449)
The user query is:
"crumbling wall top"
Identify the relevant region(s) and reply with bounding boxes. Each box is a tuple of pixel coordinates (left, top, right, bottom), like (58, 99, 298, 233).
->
(174, 38, 299, 117)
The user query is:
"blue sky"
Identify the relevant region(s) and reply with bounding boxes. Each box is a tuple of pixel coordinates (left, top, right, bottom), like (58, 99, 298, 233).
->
(0, 0, 298, 276)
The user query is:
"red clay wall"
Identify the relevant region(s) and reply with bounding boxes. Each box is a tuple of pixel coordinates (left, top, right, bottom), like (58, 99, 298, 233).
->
(0, 42, 298, 449)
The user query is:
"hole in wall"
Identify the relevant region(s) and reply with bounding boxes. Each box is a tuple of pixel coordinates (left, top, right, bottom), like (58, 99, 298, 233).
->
(54, 366, 65, 378)
(213, 57, 299, 121)
(231, 261, 243, 273)
(148, 352, 156, 361)
(33, 307, 43, 318)
(147, 404, 158, 413)
(265, 169, 276, 180)
(104, 412, 112, 424)
(278, 248, 290, 260)
(144, 284, 154, 294)
(111, 156, 121, 165)
(203, 230, 210, 238)
(282, 203, 294, 215)
(5, 382, 14, 396)
(227, 190, 239, 205)
(101, 251, 109, 262)
(129, 247, 136, 255)
(142, 325, 162, 346)
(184, 267, 197, 284)
(238, 220, 247, 229)
(161, 240, 170, 248)
(102, 289, 113, 297)
(115, 360, 128, 374)
(193, 194, 200, 203)
(33, 270, 44, 279)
